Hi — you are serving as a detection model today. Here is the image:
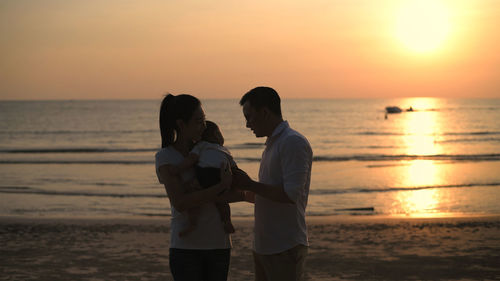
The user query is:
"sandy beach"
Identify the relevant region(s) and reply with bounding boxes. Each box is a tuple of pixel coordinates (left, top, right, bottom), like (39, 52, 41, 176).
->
(1, 215, 499, 281)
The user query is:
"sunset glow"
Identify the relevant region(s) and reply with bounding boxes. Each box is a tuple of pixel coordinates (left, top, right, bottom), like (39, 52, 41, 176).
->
(395, 0, 451, 53)
(0, 0, 498, 100)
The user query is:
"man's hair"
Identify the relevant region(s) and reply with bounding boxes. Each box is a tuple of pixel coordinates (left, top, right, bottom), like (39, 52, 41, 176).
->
(239, 86, 282, 118)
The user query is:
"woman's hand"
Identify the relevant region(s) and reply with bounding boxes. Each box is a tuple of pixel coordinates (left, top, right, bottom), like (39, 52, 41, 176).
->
(185, 179, 202, 193)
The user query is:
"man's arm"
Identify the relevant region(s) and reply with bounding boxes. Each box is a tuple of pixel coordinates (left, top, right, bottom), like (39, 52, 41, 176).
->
(232, 168, 293, 203)
(233, 135, 312, 204)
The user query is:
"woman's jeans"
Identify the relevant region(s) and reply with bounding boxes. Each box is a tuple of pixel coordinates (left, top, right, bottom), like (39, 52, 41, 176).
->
(169, 248, 230, 281)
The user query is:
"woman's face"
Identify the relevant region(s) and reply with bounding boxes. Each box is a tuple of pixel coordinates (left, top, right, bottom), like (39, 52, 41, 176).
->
(182, 106, 206, 142)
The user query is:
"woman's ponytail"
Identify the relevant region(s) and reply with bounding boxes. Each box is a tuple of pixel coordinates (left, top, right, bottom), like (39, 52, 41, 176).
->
(159, 94, 176, 148)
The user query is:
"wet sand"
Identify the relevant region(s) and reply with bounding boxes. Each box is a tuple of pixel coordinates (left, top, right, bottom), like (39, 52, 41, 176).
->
(1, 215, 499, 280)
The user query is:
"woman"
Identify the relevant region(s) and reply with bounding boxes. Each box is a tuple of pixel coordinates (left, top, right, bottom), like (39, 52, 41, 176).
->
(155, 94, 233, 281)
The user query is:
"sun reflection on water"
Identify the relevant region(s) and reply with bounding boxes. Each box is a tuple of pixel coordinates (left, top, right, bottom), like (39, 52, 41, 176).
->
(406, 160, 441, 187)
(393, 189, 440, 216)
(390, 160, 448, 217)
(402, 98, 442, 156)
(391, 98, 451, 216)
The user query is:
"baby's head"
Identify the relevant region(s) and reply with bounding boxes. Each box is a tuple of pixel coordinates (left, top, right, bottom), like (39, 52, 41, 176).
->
(202, 120, 224, 146)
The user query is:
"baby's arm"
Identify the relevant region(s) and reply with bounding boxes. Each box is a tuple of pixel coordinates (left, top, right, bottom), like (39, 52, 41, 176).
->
(168, 153, 199, 175)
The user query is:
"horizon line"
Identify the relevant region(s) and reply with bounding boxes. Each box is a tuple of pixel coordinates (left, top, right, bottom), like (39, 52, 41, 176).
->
(1, 96, 499, 102)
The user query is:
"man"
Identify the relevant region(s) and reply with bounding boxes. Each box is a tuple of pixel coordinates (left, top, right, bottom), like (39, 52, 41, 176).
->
(234, 86, 313, 281)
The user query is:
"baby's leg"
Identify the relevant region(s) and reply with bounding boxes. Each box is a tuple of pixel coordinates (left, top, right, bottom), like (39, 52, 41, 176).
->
(215, 203, 235, 234)
(196, 166, 234, 232)
(179, 207, 200, 237)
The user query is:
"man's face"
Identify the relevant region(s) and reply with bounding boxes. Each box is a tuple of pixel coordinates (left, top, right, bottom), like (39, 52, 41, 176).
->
(242, 101, 265, 138)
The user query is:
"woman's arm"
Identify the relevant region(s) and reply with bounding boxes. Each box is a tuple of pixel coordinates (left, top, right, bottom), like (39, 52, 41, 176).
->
(159, 162, 231, 212)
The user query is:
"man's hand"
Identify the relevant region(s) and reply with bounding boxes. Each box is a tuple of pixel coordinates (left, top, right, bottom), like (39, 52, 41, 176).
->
(243, 191, 255, 203)
(231, 168, 292, 203)
(215, 189, 255, 204)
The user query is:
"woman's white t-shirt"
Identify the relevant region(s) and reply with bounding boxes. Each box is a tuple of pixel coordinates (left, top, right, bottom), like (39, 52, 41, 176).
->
(155, 146, 231, 249)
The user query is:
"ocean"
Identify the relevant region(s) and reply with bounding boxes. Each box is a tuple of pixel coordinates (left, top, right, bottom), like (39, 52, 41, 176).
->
(0, 98, 499, 219)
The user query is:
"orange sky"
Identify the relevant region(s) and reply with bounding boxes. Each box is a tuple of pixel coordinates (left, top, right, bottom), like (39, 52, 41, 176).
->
(1, 0, 499, 100)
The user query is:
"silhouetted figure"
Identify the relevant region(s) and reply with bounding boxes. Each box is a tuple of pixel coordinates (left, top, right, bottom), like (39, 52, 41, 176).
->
(233, 86, 312, 281)
(156, 94, 235, 281)
(168, 120, 236, 237)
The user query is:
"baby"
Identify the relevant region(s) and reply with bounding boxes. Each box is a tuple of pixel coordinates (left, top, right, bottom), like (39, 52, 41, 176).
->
(170, 120, 236, 236)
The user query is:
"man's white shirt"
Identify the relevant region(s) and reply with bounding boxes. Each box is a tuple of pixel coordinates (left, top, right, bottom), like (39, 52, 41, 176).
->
(254, 121, 313, 254)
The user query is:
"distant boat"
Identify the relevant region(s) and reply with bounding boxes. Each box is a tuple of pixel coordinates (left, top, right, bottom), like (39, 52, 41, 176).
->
(385, 106, 402, 113)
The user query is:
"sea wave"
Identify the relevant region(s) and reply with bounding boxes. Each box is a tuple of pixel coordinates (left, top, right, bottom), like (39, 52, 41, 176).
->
(0, 160, 154, 164)
(435, 138, 500, 143)
(1, 153, 499, 164)
(313, 153, 500, 162)
(2, 182, 498, 198)
(226, 142, 265, 150)
(0, 144, 265, 153)
(443, 131, 500, 136)
(3, 130, 498, 139)
(310, 182, 500, 195)
(0, 129, 156, 135)
(0, 148, 157, 153)
(356, 131, 500, 136)
(0, 186, 166, 198)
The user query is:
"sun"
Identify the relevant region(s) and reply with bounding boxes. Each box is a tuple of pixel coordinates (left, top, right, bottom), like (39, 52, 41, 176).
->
(395, 0, 451, 53)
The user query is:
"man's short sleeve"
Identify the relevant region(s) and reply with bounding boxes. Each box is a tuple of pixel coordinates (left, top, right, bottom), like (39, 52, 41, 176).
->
(280, 135, 313, 203)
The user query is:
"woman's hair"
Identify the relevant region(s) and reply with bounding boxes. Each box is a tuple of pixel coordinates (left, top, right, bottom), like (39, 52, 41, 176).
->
(159, 94, 201, 147)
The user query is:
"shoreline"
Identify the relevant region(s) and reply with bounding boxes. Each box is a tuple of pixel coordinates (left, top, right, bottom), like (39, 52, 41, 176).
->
(2, 215, 499, 280)
(2, 212, 499, 224)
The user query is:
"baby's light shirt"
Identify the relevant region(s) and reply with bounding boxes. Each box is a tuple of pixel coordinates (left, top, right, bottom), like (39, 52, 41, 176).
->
(191, 141, 236, 168)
